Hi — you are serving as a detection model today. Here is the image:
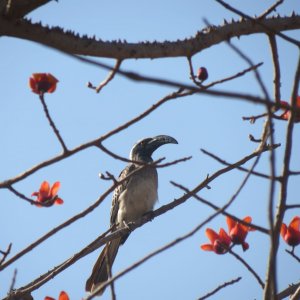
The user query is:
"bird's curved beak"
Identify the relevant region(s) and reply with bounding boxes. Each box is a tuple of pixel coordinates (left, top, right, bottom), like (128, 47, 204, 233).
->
(152, 135, 178, 145)
(147, 135, 178, 155)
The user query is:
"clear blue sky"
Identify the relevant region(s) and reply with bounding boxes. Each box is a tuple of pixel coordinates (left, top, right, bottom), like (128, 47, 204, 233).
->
(1, 1, 300, 299)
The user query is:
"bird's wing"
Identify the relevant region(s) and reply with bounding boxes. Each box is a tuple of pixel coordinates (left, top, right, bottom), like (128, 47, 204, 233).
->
(110, 163, 137, 226)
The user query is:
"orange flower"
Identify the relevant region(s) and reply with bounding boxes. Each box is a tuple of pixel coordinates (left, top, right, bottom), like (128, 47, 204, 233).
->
(281, 216, 300, 248)
(201, 228, 231, 254)
(32, 181, 63, 207)
(226, 216, 255, 251)
(45, 291, 69, 300)
(29, 73, 58, 94)
(279, 96, 300, 123)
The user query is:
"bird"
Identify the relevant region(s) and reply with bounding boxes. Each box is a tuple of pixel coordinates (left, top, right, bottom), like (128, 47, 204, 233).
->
(85, 135, 178, 295)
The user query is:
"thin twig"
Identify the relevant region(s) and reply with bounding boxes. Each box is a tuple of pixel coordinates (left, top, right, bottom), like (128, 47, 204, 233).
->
(229, 249, 265, 288)
(0, 160, 162, 271)
(189, 56, 262, 90)
(8, 269, 17, 293)
(0, 89, 193, 188)
(97, 142, 192, 167)
(7, 186, 37, 205)
(39, 94, 68, 153)
(258, 0, 284, 19)
(205, 63, 264, 89)
(87, 59, 122, 93)
(201, 148, 281, 181)
(198, 276, 242, 300)
(171, 181, 269, 234)
(285, 204, 300, 210)
(0, 243, 12, 265)
(285, 249, 300, 263)
(242, 112, 268, 123)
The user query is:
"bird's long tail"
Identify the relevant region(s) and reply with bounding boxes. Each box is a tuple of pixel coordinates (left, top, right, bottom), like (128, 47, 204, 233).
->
(85, 237, 122, 294)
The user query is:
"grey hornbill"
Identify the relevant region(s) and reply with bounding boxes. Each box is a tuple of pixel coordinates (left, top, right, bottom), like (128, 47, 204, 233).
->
(86, 135, 178, 294)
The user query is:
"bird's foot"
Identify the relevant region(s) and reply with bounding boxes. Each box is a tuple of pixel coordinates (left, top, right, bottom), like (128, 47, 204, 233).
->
(122, 221, 134, 233)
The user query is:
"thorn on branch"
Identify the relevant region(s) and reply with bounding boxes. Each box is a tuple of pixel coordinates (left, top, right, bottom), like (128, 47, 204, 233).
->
(205, 174, 211, 189)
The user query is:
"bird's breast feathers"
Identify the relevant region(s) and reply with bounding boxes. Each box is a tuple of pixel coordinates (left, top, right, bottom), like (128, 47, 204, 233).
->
(117, 169, 158, 224)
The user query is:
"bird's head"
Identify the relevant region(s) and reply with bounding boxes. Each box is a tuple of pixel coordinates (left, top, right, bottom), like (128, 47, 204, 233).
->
(129, 135, 178, 162)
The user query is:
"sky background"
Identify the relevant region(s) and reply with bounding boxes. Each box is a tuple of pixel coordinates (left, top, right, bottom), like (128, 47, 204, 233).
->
(1, 1, 300, 299)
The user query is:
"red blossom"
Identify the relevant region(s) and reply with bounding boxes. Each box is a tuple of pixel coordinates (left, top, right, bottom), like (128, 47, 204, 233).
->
(281, 216, 300, 248)
(279, 96, 300, 123)
(201, 228, 231, 254)
(226, 216, 255, 251)
(197, 67, 208, 82)
(45, 291, 69, 300)
(32, 181, 63, 207)
(29, 73, 58, 95)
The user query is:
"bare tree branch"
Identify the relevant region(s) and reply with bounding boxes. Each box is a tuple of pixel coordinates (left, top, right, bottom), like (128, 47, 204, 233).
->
(215, 0, 299, 46)
(229, 249, 264, 289)
(38, 94, 68, 153)
(0, 0, 52, 19)
(198, 277, 242, 300)
(171, 181, 269, 234)
(87, 59, 122, 93)
(277, 282, 300, 300)
(264, 54, 300, 299)
(0, 15, 299, 59)
(258, 0, 284, 19)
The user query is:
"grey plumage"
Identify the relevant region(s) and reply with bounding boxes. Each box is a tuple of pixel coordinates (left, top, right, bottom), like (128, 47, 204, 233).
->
(85, 135, 178, 295)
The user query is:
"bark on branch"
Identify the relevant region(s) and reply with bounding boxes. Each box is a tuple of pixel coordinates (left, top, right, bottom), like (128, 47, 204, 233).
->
(0, 15, 299, 59)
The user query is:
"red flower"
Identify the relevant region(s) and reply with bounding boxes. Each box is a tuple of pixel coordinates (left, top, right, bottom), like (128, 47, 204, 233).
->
(29, 73, 58, 95)
(226, 216, 255, 251)
(279, 96, 300, 123)
(201, 228, 231, 254)
(32, 181, 63, 207)
(197, 67, 208, 82)
(281, 216, 300, 248)
(45, 291, 69, 300)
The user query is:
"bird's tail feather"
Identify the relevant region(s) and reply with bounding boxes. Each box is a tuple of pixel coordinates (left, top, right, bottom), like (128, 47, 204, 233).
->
(85, 237, 122, 294)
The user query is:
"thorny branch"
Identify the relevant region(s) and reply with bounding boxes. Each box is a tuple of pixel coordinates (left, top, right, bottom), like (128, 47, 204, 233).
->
(1, 14, 299, 59)
(214, 0, 300, 46)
